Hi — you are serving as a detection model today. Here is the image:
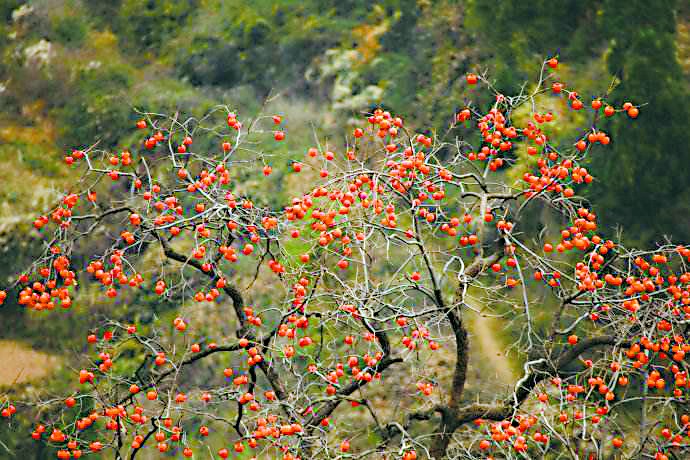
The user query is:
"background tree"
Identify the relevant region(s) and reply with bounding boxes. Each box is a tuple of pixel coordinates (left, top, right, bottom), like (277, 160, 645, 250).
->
(588, 0, 690, 243)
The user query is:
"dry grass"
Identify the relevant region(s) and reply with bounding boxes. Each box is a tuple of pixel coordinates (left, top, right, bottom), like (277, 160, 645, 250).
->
(469, 314, 516, 386)
(0, 340, 61, 387)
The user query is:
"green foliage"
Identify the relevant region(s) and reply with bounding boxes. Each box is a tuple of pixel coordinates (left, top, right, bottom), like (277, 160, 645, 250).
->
(115, 0, 200, 53)
(170, 0, 348, 95)
(466, 0, 603, 91)
(51, 12, 87, 47)
(54, 63, 133, 149)
(365, 53, 416, 109)
(0, 143, 62, 178)
(588, 0, 690, 244)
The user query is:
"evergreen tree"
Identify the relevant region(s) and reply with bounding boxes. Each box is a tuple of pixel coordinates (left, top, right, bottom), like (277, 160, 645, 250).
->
(589, 0, 690, 244)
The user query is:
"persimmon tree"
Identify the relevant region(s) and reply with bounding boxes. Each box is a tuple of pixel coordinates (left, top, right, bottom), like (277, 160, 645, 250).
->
(2, 58, 689, 460)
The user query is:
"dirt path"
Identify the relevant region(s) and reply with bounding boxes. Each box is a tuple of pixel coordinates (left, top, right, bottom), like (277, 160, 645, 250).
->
(0, 340, 60, 387)
(470, 315, 515, 385)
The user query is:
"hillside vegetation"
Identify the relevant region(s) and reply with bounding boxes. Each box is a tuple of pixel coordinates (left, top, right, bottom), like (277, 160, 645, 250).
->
(0, 1, 689, 458)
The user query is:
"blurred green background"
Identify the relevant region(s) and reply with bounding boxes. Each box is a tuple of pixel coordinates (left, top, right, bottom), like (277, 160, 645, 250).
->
(2, 0, 688, 246)
(0, 0, 688, 457)
(0, 0, 690, 243)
